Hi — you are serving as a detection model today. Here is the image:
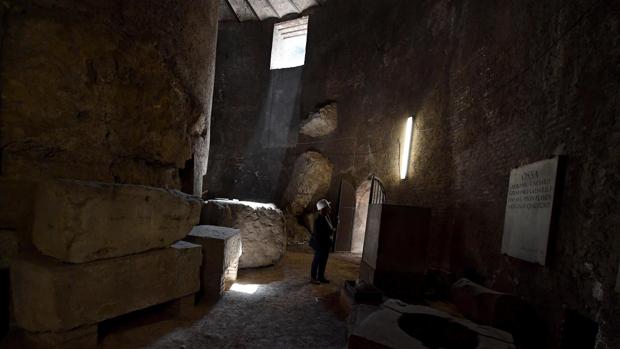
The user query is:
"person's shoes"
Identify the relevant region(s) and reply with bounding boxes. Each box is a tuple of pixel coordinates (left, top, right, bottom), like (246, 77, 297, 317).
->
(318, 278, 331, 284)
(310, 278, 321, 285)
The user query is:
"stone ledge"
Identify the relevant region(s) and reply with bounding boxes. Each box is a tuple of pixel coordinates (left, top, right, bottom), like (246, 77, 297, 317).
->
(32, 179, 202, 263)
(11, 241, 201, 332)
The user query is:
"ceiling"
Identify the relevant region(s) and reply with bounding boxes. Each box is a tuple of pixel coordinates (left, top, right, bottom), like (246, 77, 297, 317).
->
(219, 0, 326, 22)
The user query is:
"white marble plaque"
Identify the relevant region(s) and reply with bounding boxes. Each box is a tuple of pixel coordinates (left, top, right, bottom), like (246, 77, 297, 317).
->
(501, 157, 560, 265)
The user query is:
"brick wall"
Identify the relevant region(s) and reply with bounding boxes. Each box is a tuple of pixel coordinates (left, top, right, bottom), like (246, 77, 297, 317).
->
(210, 0, 620, 346)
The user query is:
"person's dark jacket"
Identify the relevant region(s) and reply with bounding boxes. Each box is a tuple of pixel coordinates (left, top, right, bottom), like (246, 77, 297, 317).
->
(310, 215, 334, 250)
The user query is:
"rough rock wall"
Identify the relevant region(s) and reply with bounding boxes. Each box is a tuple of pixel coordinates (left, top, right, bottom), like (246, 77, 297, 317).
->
(0, 0, 219, 192)
(282, 151, 332, 216)
(210, 0, 620, 346)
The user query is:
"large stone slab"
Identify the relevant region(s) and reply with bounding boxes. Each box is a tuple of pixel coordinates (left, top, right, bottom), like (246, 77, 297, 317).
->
(185, 225, 242, 301)
(0, 230, 20, 269)
(11, 241, 201, 332)
(24, 324, 97, 349)
(201, 200, 286, 268)
(0, 178, 37, 233)
(32, 179, 202, 263)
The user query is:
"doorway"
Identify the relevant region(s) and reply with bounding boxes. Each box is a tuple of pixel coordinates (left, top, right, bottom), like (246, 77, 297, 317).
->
(334, 175, 386, 254)
(350, 180, 371, 254)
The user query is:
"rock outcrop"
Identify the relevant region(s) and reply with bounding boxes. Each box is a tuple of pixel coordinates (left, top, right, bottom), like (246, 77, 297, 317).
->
(0, 230, 20, 269)
(201, 200, 286, 268)
(0, 179, 37, 233)
(282, 151, 333, 216)
(32, 179, 202, 263)
(299, 103, 338, 137)
(0, 0, 219, 191)
(285, 214, 311, 244)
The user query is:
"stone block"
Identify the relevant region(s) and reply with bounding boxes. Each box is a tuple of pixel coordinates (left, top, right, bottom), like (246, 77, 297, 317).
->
(0, 178, 37, 233)
(32, 179, 202, 263)
(1, 268, 9, 338)
(0, 230, 20, 269)
(349, 299, 514, 349)
(201, 200, 285, 268)
(163, 294, 196, 319)
(24, 324, 98, 349)
(285, 214, 310, 244)
(451, 278, 507, 324)
(451, 278, 530, 339)
(185, 225, 242, 301)
(11, 241, 201, 332)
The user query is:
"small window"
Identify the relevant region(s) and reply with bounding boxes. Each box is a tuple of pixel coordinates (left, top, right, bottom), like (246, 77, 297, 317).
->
(270, 16, 309, 70)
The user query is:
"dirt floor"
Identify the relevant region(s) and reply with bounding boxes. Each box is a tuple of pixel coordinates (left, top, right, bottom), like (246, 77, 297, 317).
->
(96, 248, 360, 349)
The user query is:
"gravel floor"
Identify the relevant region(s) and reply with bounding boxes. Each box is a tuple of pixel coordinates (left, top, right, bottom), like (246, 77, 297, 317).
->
(96, 249, 360, 349)
(0, 249, 359, 349)
(144, 249, 359, 349)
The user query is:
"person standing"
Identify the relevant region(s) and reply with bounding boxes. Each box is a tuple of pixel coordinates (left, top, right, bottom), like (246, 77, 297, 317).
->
(310, 199, 335, 284)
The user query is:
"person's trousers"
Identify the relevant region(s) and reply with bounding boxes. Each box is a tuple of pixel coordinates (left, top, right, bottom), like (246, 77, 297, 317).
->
(311, 248, 330, 280)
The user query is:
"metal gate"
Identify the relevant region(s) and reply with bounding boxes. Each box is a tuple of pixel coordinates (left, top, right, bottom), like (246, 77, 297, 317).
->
(334, 174, 386, 252)
(368, 174, 386, 205)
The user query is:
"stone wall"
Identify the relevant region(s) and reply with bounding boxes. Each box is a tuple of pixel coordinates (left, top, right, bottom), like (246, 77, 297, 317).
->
(0, 0, 219, 194)
(206, 19, 302, 202)
(210, 0, 620, 346)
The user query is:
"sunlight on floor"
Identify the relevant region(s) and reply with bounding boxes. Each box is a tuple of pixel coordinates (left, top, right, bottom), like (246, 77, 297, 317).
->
(230, 283, 260, 294)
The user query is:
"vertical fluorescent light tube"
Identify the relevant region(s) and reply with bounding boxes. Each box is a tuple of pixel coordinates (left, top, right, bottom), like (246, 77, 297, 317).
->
(400, 116, 413, 180)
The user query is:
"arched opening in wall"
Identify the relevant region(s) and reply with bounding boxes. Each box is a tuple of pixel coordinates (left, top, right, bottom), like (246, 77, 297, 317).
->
(179, 157, 194, 195)
(351, 175, 386, 254)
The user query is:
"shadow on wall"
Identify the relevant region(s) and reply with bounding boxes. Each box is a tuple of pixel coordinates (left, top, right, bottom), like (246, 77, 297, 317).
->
(212, 67, 303, 203)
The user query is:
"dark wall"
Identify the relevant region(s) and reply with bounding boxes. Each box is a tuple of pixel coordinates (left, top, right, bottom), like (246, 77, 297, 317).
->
(0, 0, 219, 192)
(210, 0, 620, 346)
(207, 20, 303, 203)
